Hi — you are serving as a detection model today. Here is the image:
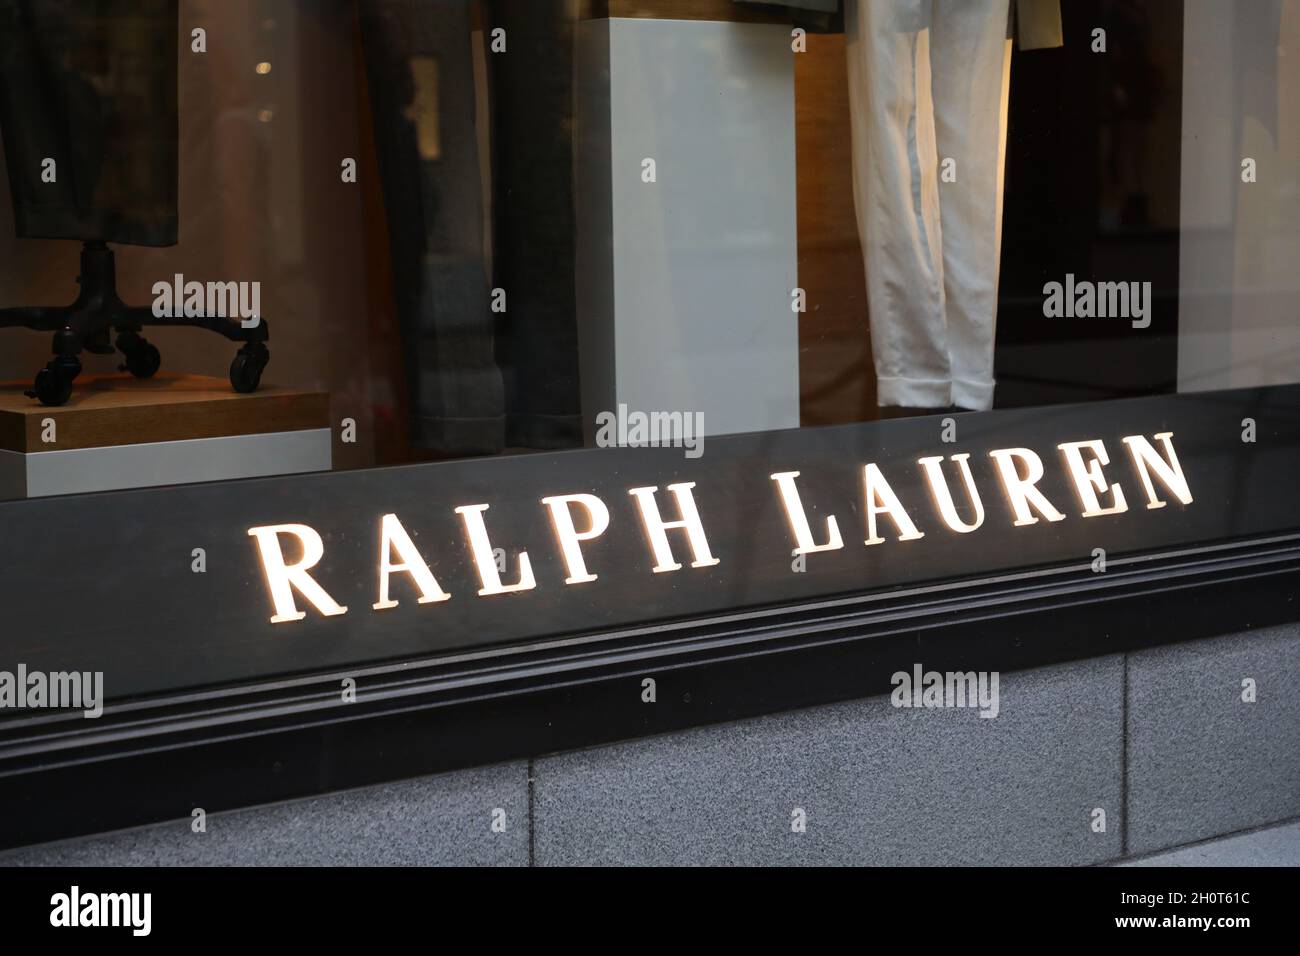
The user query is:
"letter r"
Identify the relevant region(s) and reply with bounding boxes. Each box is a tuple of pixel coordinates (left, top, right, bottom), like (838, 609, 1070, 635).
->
(248, 524, 348, 623)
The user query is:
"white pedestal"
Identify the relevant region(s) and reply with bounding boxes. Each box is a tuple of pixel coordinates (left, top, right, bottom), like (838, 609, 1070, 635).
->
(0, 429, 332, 499)
(575, 17, 800, 442)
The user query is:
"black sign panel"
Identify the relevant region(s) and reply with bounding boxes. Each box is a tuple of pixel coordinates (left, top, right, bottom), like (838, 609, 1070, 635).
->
(1, 386, 1297, 700)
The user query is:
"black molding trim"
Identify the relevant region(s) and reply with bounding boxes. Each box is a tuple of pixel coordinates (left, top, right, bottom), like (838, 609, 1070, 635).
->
(2, 531, 1298, 851)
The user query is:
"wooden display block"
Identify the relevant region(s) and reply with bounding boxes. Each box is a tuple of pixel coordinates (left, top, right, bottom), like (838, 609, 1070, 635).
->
(0, 374, 331, 498)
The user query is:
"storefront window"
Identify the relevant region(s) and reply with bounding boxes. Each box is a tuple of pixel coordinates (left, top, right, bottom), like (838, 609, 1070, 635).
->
(0, 0, 1296, 693)
(0, 7, 1287, 432)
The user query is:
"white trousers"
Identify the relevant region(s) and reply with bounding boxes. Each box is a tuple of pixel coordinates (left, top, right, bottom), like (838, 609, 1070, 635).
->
(845, 0, 1013, 410)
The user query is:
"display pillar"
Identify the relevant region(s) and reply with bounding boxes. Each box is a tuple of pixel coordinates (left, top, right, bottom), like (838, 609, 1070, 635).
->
(574, 16, 800, 442)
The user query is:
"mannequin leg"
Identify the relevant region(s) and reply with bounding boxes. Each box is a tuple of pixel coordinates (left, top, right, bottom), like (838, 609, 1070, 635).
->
(929, 0, 1012, 411)
(845, 0, 952, 409)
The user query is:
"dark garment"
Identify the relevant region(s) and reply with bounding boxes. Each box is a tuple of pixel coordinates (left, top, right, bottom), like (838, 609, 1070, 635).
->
(489, 0, 582, 450)
(358, 0, 506, 455)
(358, 0, 582, 455)
(0, 0, 178, 246)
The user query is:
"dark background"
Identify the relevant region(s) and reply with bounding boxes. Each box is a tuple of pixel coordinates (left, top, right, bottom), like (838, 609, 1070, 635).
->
(997, 0, 1184, 407)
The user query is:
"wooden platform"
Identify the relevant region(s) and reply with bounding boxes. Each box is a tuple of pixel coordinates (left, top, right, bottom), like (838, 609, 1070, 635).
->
(0, 374, 330, 453)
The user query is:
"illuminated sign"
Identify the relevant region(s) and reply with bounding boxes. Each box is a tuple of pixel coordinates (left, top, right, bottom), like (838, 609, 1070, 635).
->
(248, 431, 1192, 624)
(2, 386, 1293, 700)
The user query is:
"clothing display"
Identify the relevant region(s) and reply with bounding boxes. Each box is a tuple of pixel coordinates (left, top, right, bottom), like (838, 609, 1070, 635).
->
(0, 0, 178, 246)
(488, 1, 583, 451)
(737, 0, 1060, 46)
(0, 0, 272, 407)
(358, 0, 507, 455)
(358, 0, 582, 456)
(845, 0, 1016, 411)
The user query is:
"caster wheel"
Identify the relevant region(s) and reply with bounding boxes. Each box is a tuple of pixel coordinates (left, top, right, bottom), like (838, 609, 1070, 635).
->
(230, 344, 269, 394)
(31, 368, 72, 406)
(117, 332, 161, 378)
(25, 357, 80, 407)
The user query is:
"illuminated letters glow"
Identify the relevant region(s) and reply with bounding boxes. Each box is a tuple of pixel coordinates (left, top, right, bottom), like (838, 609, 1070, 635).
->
(770, 471, 844, 555)
(246, 431, 1193, 625)
(542, 493, 610, 584)
(1122, 432, 1193, 509)
(917, 454, 985, 533)
(247, 523, 348, 623)
(1057, 440, 1128, 517)
(863, 464, 924, 545)
(373, 512, 450, 610)
(628, 482, 720, 572)
(455, 504, 537, 596)
(988, 448, 1067, 527)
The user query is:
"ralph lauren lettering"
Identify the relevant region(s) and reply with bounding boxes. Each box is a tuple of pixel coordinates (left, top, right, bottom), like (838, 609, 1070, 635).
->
(248, 432, 1191, 624)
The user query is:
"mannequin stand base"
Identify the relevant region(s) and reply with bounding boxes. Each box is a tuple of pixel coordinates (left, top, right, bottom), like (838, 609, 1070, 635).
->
(0, 241, 270, 406)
